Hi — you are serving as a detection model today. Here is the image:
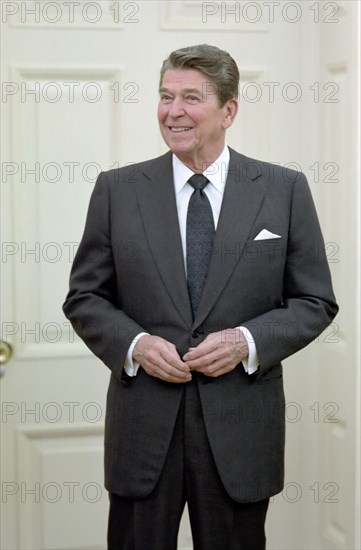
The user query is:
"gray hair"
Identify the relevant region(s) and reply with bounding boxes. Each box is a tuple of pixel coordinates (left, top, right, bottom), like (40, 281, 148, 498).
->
(159, 44, 239, 106)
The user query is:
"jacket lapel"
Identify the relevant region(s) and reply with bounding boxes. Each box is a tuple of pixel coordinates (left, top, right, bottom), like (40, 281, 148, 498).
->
(135, 152, 193, 328)
(194, 149, 266, 327)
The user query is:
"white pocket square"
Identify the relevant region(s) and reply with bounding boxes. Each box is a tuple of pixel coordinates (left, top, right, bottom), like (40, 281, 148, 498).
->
(254, 229, 281, 240)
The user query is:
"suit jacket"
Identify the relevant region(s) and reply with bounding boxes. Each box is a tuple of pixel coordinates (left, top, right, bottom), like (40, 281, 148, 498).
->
(63, 147, 338, 503)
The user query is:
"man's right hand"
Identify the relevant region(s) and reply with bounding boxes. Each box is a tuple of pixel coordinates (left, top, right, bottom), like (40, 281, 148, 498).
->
(132, 335, 192, 383)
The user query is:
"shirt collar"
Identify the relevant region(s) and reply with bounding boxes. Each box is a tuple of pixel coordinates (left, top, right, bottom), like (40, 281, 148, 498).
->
(172, 145, 230, 195)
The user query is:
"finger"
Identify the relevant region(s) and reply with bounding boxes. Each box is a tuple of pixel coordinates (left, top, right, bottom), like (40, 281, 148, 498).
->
(149, 369, 192, 383)
(185, 346, 228, 369)
(183, 336, 220, 361)
(143, 341, 188, 372)
(205, 366, 233, 378)
(183, 344, 212, 361)
(151, 355, 192, 380)
(195, 360, 235, 377)
(161, 348, 191, 373)
(150, 363, 192, 383)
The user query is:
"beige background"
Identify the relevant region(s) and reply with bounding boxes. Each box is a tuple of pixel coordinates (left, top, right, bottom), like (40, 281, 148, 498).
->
(1, 1, 360, 549)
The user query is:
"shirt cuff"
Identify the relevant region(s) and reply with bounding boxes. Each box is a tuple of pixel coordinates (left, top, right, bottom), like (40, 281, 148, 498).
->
(237, 326, 259, 375)
(124, 332, 149, 377)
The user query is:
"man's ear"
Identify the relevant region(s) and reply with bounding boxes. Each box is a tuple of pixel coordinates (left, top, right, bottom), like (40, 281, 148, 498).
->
(223, 98, 239, 129)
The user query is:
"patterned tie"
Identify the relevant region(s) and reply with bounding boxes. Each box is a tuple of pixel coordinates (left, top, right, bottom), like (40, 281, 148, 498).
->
(186, 174, 215, 317)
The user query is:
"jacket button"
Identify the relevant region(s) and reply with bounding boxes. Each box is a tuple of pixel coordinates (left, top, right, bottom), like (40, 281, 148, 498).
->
(192, 331, 200, 338)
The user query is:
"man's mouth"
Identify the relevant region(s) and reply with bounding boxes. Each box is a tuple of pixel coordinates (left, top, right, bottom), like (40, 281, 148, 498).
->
(168, 127, 193, 133)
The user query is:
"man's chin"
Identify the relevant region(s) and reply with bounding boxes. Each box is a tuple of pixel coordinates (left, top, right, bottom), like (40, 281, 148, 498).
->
(166, 140, 195, 156)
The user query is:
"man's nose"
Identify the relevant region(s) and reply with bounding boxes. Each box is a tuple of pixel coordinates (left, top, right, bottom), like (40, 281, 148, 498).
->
(168, 98, 186, 117)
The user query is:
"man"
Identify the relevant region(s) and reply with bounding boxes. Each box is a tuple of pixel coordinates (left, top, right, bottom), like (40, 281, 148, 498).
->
(63, 44, 338, 549)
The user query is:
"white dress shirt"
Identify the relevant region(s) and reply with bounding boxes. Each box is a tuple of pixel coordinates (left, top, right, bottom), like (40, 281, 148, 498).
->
(124, 145, 259, 376)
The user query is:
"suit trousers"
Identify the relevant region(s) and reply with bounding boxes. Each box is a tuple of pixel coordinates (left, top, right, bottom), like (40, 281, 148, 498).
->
(107, 373, 269, 550)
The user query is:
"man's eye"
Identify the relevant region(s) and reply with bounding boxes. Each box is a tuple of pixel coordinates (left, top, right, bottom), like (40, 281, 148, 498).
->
(161, 95, 172, 102)
(187, 96, 199, 102)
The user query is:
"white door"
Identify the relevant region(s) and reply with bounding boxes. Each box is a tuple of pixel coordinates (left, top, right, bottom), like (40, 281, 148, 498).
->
(317, 1, 360, 548)
(1, 2, 359, 549)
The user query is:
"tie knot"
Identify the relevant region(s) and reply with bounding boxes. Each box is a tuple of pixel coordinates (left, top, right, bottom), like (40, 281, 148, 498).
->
(188, 174, 209, 191)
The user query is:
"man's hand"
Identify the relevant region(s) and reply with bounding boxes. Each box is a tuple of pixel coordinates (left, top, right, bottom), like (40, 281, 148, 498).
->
(183, 328, 249, 378)
(133, 335, 192, 383)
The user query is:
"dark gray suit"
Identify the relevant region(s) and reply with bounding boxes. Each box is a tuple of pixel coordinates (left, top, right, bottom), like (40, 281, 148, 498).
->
(63, 147, 338, 505)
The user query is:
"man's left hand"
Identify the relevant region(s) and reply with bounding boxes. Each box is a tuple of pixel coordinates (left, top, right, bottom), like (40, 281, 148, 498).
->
(183, 328, 249, 378)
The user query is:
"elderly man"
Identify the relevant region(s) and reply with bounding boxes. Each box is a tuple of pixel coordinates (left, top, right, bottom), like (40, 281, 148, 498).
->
(63, 44, 338, 549)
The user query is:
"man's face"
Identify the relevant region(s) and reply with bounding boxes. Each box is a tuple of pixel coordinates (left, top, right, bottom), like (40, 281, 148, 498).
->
(158, 69, 236, 169)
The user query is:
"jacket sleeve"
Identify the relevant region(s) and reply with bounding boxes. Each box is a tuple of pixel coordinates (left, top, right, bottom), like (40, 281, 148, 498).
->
(243, 172, 338, 370)
(63, 171, 144, 380)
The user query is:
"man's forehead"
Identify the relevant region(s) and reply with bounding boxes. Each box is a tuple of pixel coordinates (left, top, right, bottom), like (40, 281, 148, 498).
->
(160, 68, 215, 91)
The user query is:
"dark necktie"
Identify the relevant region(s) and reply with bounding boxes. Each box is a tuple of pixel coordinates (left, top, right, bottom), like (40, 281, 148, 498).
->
(186, 174, 215, 317)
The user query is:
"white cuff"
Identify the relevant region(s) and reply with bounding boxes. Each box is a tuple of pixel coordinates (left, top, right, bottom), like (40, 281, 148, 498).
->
(124, 332, 149, 377)
(237, 326, 259, 375)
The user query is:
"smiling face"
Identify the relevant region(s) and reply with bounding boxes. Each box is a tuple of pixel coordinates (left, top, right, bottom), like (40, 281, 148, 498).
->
(158, 69, 238, 172)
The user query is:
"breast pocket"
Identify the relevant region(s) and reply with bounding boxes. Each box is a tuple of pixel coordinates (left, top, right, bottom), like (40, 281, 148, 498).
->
(243, 238, 286, 266)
